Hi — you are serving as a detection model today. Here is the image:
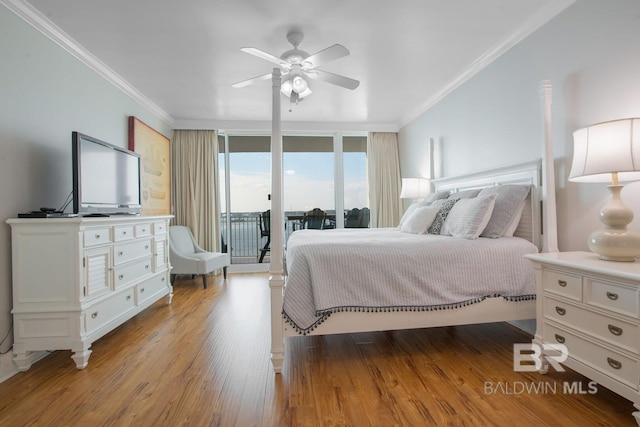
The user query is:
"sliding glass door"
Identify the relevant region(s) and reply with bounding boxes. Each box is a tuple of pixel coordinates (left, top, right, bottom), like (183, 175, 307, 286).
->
(219, 132, 368, 266)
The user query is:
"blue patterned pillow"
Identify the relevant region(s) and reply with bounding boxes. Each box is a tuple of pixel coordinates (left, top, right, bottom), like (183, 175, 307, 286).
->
(427, 198, 458, 235)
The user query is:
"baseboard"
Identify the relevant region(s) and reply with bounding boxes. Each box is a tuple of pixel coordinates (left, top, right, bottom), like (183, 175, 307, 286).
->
(508, 319, 536, 336)
(0, 350, 49, 383)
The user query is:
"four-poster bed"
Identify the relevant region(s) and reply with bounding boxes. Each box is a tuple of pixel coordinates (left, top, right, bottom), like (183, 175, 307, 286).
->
(268, 80, 558, 373)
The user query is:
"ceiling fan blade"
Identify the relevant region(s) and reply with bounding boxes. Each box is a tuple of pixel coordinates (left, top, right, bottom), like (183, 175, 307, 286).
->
(306, 69, 360, 90)
(303, 44, 350, 68)
(232, 73, 273, 88)
(241, 47, 291, 69)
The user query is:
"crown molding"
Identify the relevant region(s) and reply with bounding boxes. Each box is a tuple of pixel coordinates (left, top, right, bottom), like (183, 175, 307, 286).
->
(398, 0, 576, 129)
(1, 0, 174, 127)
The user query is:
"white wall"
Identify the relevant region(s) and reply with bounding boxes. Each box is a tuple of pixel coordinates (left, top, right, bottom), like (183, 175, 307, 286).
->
(399, 0, 640, 252)
(0, 4, 171, 374)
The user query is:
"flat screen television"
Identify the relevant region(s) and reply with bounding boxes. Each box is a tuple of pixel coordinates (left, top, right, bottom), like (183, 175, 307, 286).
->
(72, 132, 142, 216)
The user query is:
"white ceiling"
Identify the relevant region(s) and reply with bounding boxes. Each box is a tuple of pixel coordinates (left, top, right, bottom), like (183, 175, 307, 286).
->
(19, 0, 572, 131)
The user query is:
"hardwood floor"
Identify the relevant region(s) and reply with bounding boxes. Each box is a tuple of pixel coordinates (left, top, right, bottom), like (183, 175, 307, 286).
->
(0, 273, 635, 426)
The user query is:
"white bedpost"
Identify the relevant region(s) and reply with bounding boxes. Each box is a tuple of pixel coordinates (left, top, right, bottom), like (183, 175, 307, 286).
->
(269, 68, 285, 373)
(538, 80, 559, 253)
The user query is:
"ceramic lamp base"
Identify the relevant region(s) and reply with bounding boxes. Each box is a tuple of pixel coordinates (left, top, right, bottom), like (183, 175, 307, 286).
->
(589, 185, 640, 262)
(588, 228, 640, 262)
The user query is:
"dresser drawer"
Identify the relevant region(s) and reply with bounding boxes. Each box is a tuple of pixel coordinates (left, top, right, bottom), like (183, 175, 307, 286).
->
(135, 223, 153, 238)
(113, 225, 135, 242)
(137, 274, 169, 305)
(543, 269, 582, 301)
(85, 289, 135, 334)
(544, 297, 638, 352)
(83, 228, 111, 247)
(585, 277, 639, 318)
(113, 239, 153, 266)
(153, 221, 167, 235)
(113, 258, 153, 289)
(544, 324, 639, 389)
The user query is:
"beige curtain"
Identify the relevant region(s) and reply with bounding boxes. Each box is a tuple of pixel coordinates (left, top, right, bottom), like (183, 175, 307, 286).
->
(367, 132, 402, 228)
(171, 130, 221, 252)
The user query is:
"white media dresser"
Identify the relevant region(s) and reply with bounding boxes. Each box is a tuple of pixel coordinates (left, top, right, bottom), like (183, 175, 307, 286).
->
(7, 215, 173, 370)
(526, 251, 640, 423)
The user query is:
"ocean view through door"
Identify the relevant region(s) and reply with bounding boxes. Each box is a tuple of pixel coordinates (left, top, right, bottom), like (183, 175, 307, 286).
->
(219, 133, 368, 267)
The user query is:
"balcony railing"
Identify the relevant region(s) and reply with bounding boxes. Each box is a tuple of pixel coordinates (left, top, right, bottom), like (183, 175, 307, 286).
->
(221, 210, 368, 264)
(220, 212, 299, 263)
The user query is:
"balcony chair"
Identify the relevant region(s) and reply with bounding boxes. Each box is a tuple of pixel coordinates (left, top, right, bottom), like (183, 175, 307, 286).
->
(302, 208, 327, 229)
(360, 207, 370, 228)
(168, 225, 229, 288)
(258, 209, 270, 263)
(345, 208, 362, 228)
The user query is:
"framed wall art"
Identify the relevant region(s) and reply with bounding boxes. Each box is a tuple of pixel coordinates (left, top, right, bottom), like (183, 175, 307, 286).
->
(128, 116, 171, 215)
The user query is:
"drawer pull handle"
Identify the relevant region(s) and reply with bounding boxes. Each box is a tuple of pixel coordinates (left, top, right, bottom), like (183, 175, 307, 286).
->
(140, 288, 145, 293)
(145, 245, 149, 250)
(123, 231, 127, 235)
(557, 280, 567, 287)
(119, 274, 124, 280)
(606, 292, 619, 301)
(142, 228, 146, 232)
(554, 334, 565, 344)
(95, 233, 101, 239)
(126, 295, 131, 301)
(118, 251, 123, 257)
(91, 312, 98, 319)
(608, 325, 623, 336)
(555, 307, 566, 316)
(145, 265, 150, 270)
(161, 277, 165, 282)
(607, 357, 622, 370)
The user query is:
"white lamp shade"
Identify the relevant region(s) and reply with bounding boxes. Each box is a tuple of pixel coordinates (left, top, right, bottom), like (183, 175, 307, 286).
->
(569, 118, 640, 183)
(281, 76, 312, 99)
(400, 178, 431, 199)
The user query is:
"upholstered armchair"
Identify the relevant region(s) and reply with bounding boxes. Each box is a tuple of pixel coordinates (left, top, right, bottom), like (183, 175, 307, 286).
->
(168, 225, 230, 288)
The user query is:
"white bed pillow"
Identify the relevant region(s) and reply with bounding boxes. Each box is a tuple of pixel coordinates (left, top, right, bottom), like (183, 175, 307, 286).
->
(424, 190, 450, 203)
(441, 194, 497, 239)
(398, 201, 429, 228)
(502, 199, 526, 237)
(478, 184, 531, 238)
(400, 205, 440, 234)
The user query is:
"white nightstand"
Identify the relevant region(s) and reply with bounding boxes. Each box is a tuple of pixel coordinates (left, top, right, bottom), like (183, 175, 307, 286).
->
(525, 251, 640, 424)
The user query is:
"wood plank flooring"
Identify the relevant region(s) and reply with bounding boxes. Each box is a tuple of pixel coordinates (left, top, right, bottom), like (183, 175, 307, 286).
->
(0, 273, 635, 426)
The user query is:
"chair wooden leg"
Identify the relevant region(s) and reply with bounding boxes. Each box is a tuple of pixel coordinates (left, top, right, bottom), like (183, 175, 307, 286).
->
(202, 274, 207, 289)
(223, 266, 227, 279)
(259, 237, 271, 263)
(170, 274, 175, 284)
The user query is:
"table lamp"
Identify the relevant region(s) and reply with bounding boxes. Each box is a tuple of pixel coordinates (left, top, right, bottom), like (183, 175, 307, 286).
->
(569, 118, 640, 261)
(400, 178, 431, 202)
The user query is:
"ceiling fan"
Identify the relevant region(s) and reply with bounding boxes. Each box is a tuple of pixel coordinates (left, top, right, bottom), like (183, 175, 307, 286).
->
(232, 30, 359, 105)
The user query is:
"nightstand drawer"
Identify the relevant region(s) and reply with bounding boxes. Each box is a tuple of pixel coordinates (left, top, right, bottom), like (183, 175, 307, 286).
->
(585, 277, 639, 318)
(543, 269, 582, 301)
(545, 324, 639, 389)
(544, 297, 638, 352)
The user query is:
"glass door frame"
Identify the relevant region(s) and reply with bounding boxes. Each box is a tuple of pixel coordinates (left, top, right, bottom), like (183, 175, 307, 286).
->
(219, 129, 367, 272)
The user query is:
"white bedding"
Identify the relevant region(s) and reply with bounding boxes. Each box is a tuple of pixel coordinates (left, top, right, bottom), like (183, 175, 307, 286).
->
(283, 228, 538, 334)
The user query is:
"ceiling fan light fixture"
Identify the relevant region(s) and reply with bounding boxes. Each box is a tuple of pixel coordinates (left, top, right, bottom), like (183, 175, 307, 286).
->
(292, 76, 308, 93)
